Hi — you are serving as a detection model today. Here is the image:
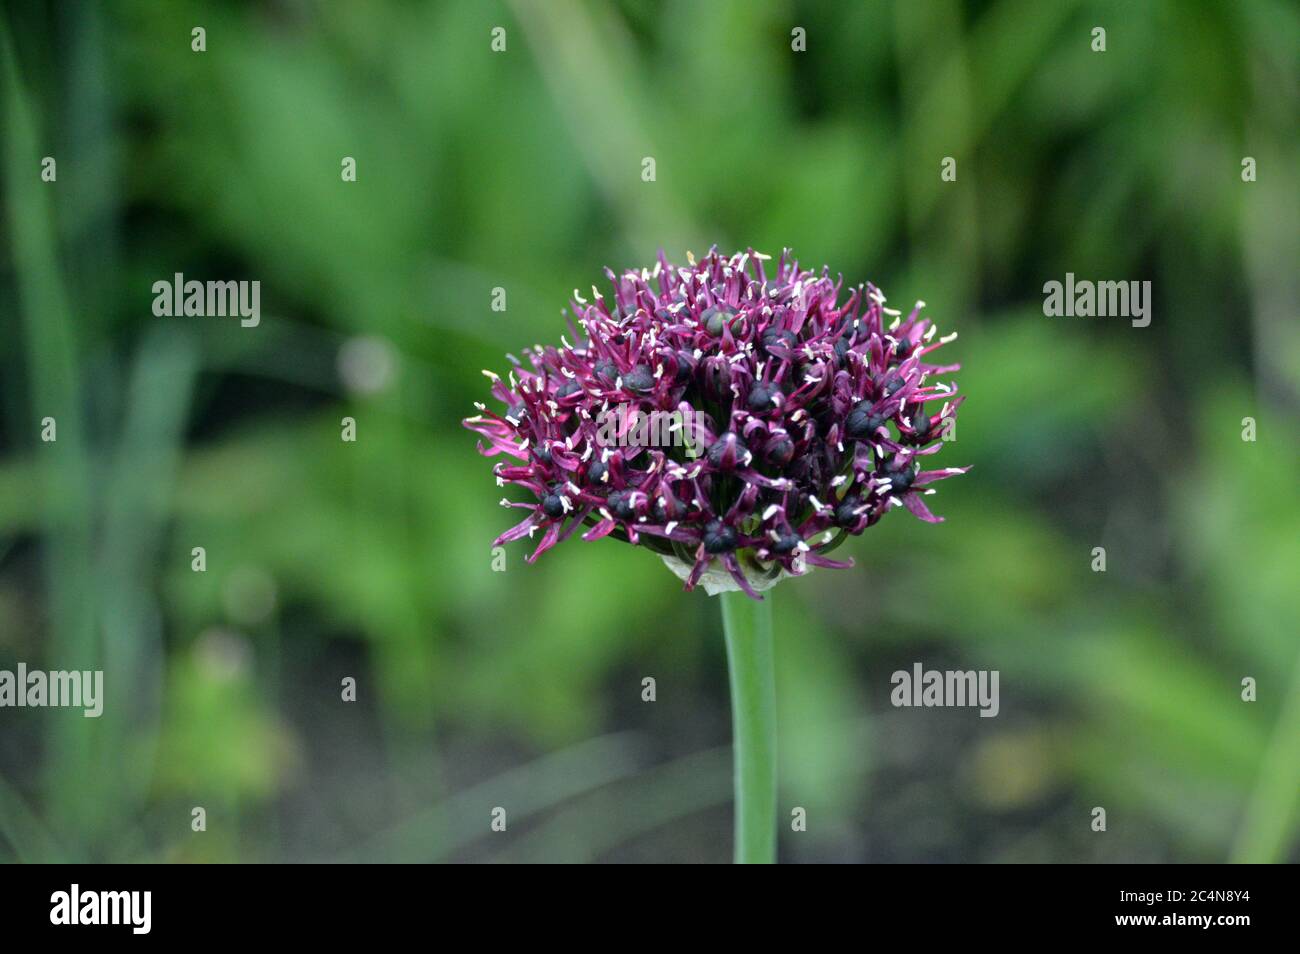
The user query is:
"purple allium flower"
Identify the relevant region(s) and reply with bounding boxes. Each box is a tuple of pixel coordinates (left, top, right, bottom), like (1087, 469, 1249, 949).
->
(464, 247, 968, 599)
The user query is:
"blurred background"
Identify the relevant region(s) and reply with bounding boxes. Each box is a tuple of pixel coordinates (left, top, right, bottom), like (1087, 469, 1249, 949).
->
(0, 0, 1296, 863)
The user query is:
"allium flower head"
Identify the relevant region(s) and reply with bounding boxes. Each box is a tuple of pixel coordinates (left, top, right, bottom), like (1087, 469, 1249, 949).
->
(465, 247, 968, 599)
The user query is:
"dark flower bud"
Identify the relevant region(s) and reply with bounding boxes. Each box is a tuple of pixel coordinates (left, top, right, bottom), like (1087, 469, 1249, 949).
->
(706, 432, 748, 471)
(587, 460, 608, 483)
(833, 334, 853, 363)
(534, 444, 553, 464)
(845, 400, 888, 439)
(885, 460, 918, 493)
(761, 328, 798, 355)
(622, 364, 655, 392)
(765, 435, 795, 466)
(541, 491, 565, 518)
(703, 307, 735, 337)
(673, 350, 696, 385)
(556, 379, 583, 399)
(772, 532, 801, 555)
(908, 407, 932, 438)
(608, 489, 637, 521)
(594, 360, 619, 382)
(747, 383, 780, 412)
(652, 495, 684, 524)
(703, 519, 738, 554)
(702, 355, 731, 401)
(834, 496, 864, 527)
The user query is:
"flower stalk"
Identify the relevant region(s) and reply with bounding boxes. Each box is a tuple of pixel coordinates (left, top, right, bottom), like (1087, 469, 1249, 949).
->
(720, 589, 777, 864)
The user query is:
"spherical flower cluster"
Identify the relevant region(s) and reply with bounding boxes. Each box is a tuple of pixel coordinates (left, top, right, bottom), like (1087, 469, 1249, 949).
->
(465, 247, 968, 599)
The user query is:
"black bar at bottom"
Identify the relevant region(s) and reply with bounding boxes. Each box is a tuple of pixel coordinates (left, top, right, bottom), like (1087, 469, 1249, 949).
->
(1, 863, 1284, 940)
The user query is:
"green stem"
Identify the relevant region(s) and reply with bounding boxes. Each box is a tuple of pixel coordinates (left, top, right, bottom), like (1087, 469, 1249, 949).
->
(720, 589, 777, 864)
(1230, 652, 1300, 863)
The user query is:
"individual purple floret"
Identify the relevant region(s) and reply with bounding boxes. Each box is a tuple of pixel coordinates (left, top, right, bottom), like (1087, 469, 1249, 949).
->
(465, 247, 968, 599)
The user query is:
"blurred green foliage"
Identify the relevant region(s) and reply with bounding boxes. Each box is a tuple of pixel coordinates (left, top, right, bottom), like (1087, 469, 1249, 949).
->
(0, 0, 1296, 862)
